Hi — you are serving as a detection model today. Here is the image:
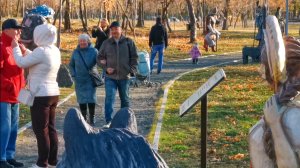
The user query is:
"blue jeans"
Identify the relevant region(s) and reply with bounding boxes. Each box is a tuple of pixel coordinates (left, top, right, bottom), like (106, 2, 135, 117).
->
(0, 103, 19, 161)
(104, 77, 130, 123)
(150, 44, 165, 73)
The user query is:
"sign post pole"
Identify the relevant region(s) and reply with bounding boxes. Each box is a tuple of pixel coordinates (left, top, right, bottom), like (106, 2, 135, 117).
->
(201, 95, 207, 168)
(180, 69, 226, 168)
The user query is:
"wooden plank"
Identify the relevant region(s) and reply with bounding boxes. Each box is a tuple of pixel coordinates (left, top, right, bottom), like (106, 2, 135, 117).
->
(179, 69, 226, 117)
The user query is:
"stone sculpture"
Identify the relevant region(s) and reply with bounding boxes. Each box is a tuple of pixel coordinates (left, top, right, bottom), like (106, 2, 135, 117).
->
(57, 107, 168, 168)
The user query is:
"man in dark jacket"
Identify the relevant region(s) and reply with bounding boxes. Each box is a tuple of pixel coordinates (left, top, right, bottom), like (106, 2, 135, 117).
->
(0, 19, 25, 168)
(97, 21, 138, 127)
(149, 17, 168, 74)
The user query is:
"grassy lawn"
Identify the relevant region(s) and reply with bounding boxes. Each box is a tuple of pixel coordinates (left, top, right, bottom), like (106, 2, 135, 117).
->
(147, 64, 273, 167)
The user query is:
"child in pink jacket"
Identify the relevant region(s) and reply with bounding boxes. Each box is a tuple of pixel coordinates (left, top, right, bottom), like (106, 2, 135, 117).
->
(190, 43, 202, 64)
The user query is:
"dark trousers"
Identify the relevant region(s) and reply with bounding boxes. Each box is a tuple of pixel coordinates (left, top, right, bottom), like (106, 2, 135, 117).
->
(79, 103, 95, 120)
(30, 96, 59, 167)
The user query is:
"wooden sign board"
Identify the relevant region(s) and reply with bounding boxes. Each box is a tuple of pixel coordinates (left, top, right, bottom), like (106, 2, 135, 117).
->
(179, 69, 226, 117)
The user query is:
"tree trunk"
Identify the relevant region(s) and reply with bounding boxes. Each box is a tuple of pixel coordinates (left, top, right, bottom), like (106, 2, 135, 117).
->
(79, 0, 88, 32)
(202, 0, 206, 34)
(293, 1, 297, 18)
(222, 0, 230, 30)
(53, 0, 66, 25)
(162, 0, 173, 33)
(186, 0, 196, 43)
(234, 12, 241, 29)
(116, 4, 121, 22)
(57, 0, 63, 49)
(22, 0, 25, 17)
(136, 0, 144, 27)
(195, 0, 202, 28)
(107, 11, 111, 23)
(64, 0, 71, 31)
(83, 0, 88, 29)
(117, 0, 134, 32)
(16, 0, 21, 17)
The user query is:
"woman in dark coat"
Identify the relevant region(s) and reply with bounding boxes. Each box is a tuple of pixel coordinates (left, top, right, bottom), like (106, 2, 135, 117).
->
(92, 18, 110, 51)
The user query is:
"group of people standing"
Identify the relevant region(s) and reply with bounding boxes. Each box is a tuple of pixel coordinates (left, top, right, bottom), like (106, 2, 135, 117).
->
(0, 15, 170, 168)
(0, 15, 167, 168)
(1, 19, 60, 168)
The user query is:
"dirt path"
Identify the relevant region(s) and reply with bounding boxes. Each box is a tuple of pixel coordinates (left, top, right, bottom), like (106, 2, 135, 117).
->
(15, 54, 242, 167)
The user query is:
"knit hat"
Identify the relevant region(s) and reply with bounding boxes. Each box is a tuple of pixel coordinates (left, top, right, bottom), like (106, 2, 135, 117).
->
(78, 34, 90, 42)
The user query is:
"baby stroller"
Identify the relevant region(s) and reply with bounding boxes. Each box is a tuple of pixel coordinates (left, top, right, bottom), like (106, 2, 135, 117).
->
(131, 51, 157, 87)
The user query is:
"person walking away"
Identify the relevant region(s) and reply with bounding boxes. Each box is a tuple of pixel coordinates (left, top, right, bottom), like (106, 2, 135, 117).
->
(97, 21, 138, 128)
(69, 34, 98, 125)
(149, 17, 168, 74)
(190, 43, 202, 64)
(0, 19, 25, 168)
(11, 24, 60, 168)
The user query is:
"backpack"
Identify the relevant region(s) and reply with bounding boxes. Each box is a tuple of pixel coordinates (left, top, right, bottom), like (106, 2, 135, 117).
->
(20, 5, 54, 50)
(19, 5, 74, 88)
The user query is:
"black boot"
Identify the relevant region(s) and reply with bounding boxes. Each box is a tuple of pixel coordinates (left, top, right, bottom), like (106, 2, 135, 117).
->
(7, 159, 24, 167)
(0, 161, 14, 168)
(81, 111, 87, 121)
(88, 103, 96, 126)
(79, 104, 87, 121)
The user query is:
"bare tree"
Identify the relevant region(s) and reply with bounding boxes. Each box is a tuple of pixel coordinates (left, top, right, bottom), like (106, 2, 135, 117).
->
(16, 0, 21, 17)
(161, 0, 175, 32)
(79, 0, 88, 32)
(83, 0, 88, 29)
(57, 0, 63, 48)
(186, 0, 196, 43)
(64, 0, 71, 31)
(136, 0, 144, 27)
(222, 0, 230, 30)
(117, 0, 134, 32)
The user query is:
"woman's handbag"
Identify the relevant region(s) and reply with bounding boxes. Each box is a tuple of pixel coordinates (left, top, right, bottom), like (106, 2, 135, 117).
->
(18, 88, 35, 106)
(77, 51, 104, 87)
(18, 82, 40, 106)
(88, 70, 104, 87)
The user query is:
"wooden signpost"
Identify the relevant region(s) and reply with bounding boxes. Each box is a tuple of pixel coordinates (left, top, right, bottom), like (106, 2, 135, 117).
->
(180, 69, 226, 168)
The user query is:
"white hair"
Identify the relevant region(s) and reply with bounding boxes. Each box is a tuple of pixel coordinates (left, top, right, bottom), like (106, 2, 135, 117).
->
(78, 34, 90, 42)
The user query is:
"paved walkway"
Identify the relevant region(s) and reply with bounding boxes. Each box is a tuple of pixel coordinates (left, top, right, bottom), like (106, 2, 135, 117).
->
(15, 53, 242, 167)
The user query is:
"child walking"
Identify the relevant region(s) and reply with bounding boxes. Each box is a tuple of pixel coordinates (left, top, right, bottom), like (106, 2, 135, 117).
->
(190, 43, 202, 64)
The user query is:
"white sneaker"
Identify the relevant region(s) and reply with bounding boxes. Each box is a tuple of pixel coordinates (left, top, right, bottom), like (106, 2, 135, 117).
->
(29, 164, 47, 168)
(103, 122, 111, 128)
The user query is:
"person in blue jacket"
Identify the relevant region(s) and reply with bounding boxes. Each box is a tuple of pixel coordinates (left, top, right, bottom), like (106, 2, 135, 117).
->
(69, 34, 99, 125)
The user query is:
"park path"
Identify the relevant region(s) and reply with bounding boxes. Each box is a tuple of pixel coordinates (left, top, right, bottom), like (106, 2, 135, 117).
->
(15, 53, 242, 167)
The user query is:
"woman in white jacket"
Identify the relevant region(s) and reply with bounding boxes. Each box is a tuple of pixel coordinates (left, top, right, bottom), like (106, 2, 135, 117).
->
(11, 23, 60, 168)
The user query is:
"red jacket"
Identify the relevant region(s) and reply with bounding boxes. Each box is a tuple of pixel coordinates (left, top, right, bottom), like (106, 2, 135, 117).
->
(0, 32, 25, 103)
